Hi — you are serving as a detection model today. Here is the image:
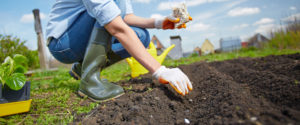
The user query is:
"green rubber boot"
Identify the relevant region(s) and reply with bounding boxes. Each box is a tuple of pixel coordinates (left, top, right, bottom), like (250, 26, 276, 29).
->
(78, 27, 124, 102)
(69, 51, 123, 80)
(105, 50, 124, 67)
(69, 62, 82, 80)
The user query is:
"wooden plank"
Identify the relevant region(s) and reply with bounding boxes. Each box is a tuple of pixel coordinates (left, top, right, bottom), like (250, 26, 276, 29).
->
(25, 68, 59, 77)
(27, 76, 54, 81)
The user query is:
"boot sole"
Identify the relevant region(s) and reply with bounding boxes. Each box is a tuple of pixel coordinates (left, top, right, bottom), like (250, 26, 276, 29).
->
(78, 90, 124, 102)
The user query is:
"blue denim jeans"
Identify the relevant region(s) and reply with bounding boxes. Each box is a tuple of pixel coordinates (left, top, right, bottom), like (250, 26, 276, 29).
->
(48, 11, 150, 64)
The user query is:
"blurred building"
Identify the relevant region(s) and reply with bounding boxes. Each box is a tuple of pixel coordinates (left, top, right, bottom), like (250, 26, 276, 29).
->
(193, 39, 215, 56)
(201, 39, 215, 55)
(248, 33, 269, 48)
(220, 37, 242, 52)
(168, 35, 183, 59)
(241, 42, 248, 48)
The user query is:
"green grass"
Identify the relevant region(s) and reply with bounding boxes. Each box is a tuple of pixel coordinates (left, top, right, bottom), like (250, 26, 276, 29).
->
(1, 68, 97, 125)
(101, 60, 131, 82)
(163, 48, 300, 67)
(1, 38, 300, 124)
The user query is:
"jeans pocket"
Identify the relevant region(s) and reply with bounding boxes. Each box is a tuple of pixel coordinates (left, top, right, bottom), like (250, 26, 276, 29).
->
(48, 35, 81, 64)
(50, 48, 80, 64)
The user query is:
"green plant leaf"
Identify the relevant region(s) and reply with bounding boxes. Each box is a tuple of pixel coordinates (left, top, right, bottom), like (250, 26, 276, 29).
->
(13, 54, 28, 67)
(14, 65, 27, 74)
(0, 67, 5, 84)
(3, 56, 14, 75)
(1, 56, 14, 84)
(5, 73, 26, 91)
(13, 54, 28, 73)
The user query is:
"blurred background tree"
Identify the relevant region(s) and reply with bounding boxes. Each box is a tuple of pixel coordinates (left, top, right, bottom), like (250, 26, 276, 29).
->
(266, 19, 300, 49)
(0, 34, 40, 69)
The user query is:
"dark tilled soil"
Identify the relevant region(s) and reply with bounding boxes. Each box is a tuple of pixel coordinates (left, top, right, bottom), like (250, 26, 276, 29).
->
(73, 53, 300, 125)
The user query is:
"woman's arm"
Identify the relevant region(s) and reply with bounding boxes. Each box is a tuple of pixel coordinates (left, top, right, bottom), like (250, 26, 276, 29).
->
(123, 14, 155, 28)
(104, 16, 160, 73)
(124, 14, 187, 30)
(105, 16, 192, 96)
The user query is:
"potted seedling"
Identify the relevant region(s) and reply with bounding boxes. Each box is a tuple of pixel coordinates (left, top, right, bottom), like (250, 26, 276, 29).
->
(0, 54, 32, 117)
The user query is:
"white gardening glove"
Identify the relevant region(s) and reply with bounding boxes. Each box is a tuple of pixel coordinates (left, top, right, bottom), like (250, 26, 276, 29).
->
(154, 15, 192, 29)
(154, 7, 193, 30)
(153, 66, 193, 96)
(154, 16, 181, 29)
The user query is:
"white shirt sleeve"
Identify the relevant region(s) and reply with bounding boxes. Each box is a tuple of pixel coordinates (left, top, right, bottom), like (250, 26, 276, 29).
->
(82, 0, 121, 26)
(125, 0, 134, 14)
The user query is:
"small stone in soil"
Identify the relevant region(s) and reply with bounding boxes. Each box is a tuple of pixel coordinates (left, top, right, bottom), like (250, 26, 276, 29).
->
(250, 117, 257, 121)
(184, 118, 190, 124)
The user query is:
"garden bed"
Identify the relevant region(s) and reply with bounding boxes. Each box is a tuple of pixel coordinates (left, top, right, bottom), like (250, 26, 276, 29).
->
(73, 53, 300, 124)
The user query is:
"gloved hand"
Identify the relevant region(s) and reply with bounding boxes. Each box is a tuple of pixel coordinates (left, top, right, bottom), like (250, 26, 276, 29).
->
(154, 15, 192, 29)
(153, 66, 193, 96)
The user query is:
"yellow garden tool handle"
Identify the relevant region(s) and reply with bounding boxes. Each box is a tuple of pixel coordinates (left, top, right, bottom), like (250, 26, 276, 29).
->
(157, 44, 175, 64)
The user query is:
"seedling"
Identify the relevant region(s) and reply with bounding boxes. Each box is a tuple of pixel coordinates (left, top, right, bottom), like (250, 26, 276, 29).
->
(147, 87, 153, 92)
(0, 54, 28, 90)
(0, 54, 32, 117)
(123, 85, 133, 91)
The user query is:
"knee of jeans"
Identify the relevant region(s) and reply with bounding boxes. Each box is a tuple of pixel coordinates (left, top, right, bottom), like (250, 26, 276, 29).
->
(132, 27, 150, 48)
